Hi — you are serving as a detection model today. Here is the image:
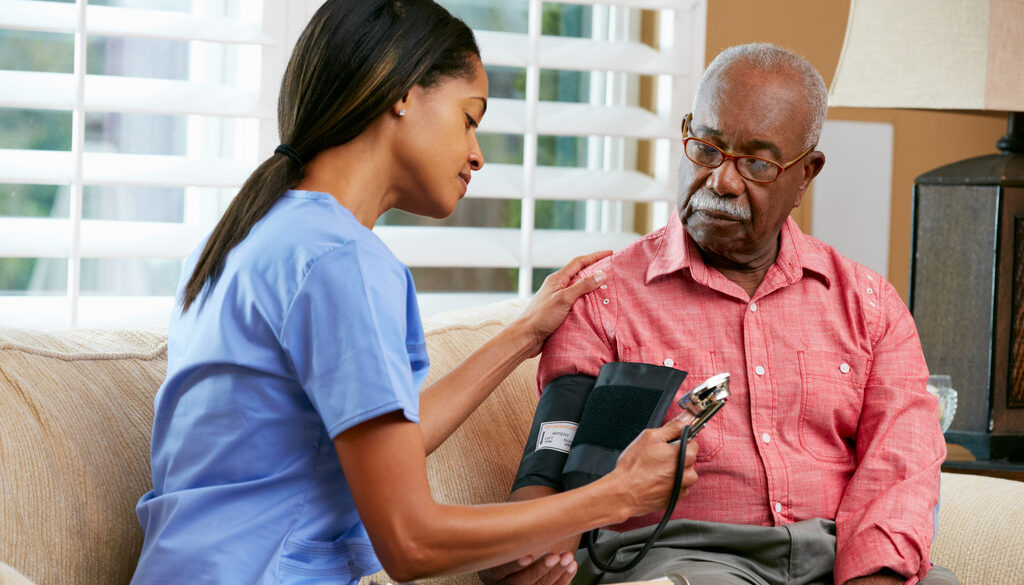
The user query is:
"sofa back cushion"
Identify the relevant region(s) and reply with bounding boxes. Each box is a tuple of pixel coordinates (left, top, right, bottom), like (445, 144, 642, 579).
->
(418, 300, 536, 509)
(0, 327, 167, 585)
(357, 300, 537, 585)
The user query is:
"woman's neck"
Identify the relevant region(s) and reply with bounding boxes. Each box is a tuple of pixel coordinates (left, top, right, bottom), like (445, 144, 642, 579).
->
(294, 124, 397, 229)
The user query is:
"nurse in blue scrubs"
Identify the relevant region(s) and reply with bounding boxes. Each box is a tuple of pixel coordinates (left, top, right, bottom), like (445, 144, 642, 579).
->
(130, 1, 699, 584)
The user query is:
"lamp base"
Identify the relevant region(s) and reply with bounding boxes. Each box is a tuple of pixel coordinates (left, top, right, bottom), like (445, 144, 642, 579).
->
(911, 152, 1024, 462)
(945, 430, 1024, 461)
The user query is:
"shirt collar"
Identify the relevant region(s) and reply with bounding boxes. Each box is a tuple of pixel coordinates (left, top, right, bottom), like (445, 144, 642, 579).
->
(646, 213, 832, 289)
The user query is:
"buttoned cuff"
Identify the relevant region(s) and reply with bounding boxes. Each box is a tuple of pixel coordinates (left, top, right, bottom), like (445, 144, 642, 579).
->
(835, 523, 930, 585)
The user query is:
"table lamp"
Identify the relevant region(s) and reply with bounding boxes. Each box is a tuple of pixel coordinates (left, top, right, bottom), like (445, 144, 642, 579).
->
(828, 0, 1024, 460)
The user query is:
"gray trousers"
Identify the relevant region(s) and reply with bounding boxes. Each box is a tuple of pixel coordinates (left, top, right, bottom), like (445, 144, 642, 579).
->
(573, 519, 958, 585)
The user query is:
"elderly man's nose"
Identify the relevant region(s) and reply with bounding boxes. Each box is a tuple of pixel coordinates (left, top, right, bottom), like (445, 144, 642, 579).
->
(708, 159, 744, 194)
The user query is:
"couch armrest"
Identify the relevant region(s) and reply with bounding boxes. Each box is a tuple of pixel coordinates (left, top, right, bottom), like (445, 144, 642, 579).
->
(931, 472, 1024, 584)
(0, 562, 37, 585)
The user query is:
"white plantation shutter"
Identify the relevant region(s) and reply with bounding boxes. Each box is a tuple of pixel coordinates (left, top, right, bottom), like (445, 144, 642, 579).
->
(397, 0, 706, 315)
(0, 0, 309, 327)
(0, 0, 705, 326)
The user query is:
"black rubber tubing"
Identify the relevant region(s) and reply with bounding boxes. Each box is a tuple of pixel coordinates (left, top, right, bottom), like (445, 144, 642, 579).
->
(585, 424, 692, 576)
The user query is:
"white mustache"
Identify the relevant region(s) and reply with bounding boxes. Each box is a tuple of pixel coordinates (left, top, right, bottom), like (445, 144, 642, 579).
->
(688, 190, 751, 221)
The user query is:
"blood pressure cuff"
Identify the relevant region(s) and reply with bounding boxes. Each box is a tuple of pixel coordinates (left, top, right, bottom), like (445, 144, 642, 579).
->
(511, 362, 687, 494)
(511, 373, 595, 492)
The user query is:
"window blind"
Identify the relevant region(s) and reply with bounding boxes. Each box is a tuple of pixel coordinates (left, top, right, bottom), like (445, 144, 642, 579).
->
(0, 0, 706, 326)
(0, 0, 277, 327)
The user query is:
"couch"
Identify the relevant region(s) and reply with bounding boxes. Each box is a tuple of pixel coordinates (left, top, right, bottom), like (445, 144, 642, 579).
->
(2, 299, 1023, 585)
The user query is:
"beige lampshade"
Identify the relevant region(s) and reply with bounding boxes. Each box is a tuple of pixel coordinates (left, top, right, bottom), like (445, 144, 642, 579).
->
(828, 0, 1024, 111)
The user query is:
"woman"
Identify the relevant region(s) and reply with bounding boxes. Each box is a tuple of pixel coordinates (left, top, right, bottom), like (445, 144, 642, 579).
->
(131, 1, 698, 584)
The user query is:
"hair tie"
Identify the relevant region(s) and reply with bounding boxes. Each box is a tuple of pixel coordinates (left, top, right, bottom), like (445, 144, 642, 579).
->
(274, 144, 304, 166)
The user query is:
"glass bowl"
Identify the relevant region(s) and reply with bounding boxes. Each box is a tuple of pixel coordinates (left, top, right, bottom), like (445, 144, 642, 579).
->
(927, 374, 958, 433)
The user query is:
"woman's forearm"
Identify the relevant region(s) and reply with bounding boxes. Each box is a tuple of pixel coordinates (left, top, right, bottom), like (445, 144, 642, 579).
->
(417, 318, 536, 453)
(335, 414, 693, 583)
(389, 476, 630, 580)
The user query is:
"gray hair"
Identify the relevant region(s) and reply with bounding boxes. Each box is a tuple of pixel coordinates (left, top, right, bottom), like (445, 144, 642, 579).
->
(695, 43, 827, 150)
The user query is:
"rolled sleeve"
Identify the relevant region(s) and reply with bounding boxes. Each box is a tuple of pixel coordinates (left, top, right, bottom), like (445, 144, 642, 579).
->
(833, 279, 945, 584)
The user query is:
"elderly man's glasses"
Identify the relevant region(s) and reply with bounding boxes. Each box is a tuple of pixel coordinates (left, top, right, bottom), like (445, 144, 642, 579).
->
(681, 113, 814, 184)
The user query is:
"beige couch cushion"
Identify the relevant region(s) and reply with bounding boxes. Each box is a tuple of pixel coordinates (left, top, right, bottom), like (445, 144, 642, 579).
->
(0, 328, 167, 585)
(933, 472, 1024, 584)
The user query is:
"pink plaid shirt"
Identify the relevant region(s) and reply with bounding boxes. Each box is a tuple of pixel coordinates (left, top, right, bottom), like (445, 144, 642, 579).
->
(538, 215, 945, 585)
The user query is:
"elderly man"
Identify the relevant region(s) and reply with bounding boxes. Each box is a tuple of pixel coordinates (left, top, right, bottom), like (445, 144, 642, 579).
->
(481, 44, 954, 585)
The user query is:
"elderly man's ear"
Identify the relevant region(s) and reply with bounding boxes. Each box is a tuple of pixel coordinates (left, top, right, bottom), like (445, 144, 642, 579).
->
(796, 151, 826, 196)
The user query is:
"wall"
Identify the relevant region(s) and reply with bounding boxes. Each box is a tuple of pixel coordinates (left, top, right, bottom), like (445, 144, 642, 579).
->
(705, 0, 1007, 301)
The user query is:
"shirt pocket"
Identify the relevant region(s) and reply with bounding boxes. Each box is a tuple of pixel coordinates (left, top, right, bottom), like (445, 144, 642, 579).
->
(797, 349, 868, 462)
(622, 346, 724, 461)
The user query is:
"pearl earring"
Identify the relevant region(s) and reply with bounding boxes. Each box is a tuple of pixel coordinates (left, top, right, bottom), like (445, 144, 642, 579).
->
(398, 109, 406, 117)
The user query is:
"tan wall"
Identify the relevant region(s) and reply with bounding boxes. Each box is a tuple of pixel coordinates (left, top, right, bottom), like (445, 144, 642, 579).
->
(705, 0, 1006, 301)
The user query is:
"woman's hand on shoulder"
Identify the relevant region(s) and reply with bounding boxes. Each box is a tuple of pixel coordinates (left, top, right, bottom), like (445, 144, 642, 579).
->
(515, 250, 612, 357)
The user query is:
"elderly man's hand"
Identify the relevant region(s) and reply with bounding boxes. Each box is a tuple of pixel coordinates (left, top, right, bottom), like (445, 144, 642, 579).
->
(478, 539, 580, 585)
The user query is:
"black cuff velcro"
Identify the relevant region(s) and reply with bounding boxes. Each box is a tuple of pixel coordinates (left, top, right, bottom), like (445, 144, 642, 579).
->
(561, 362, 686, 491)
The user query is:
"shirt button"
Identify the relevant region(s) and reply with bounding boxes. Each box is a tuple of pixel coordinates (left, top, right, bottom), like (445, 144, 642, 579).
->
(761, 433, 771, 444)
(866, 287, 874, 294)
(754, 365, 765, 376)
(839, 362, 851, 374)
(663, 358, 674, 367)
(602, 298, 610, 305)
(749, 302, 758, 312)
(774, 502, 783, 513)
(600, 284, 608, 289)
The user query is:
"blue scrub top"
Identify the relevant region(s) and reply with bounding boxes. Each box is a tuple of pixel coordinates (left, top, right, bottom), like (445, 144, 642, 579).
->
(132, 190, 429, 585)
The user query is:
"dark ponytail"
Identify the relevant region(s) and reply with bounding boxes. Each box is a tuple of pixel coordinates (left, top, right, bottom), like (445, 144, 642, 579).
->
(180, 0, 479, 311)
